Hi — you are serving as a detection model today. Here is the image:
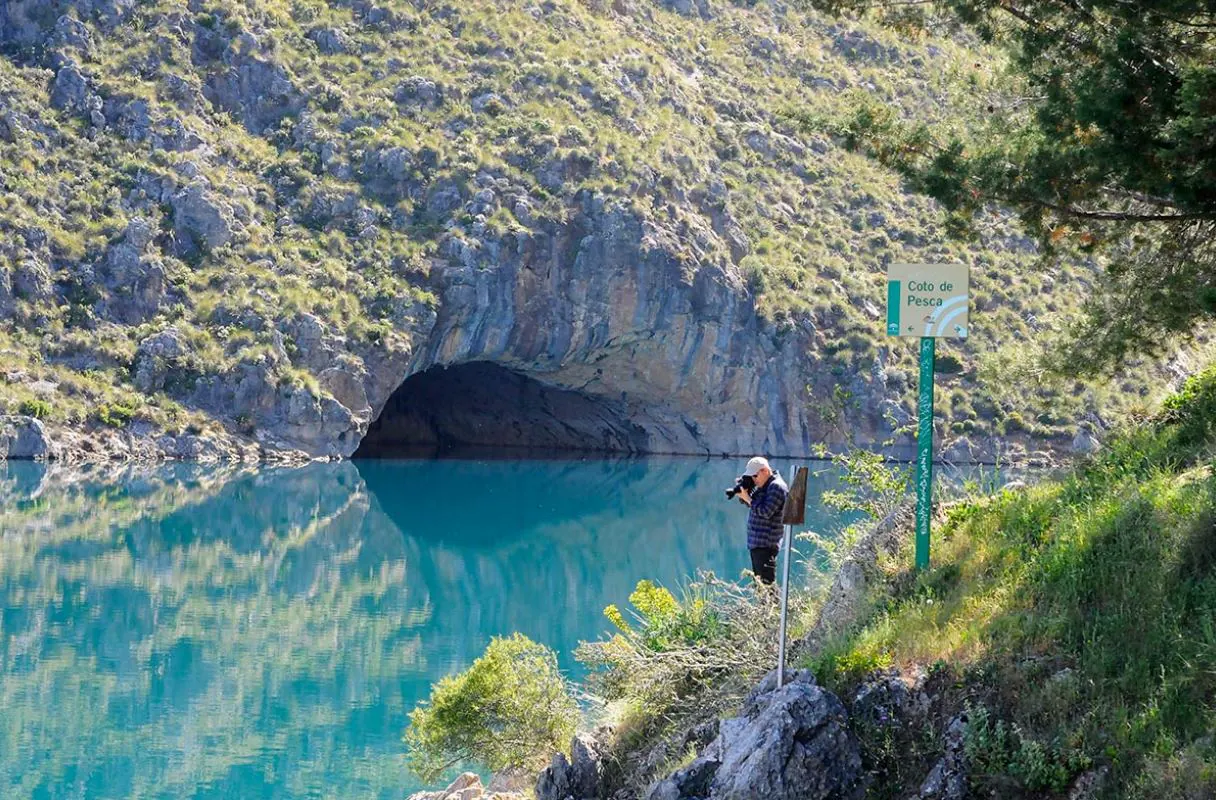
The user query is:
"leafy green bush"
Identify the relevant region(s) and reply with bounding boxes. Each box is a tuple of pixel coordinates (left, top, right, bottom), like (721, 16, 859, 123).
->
(18, 399, 51, 419)
(963, 704, 1090, 794)
(1128, 740, 1216, 800)
(819, 448, 910, 520)
(810, 638, 894, 692)
(96, 402, 137, 428)
(935, 353, 965, 374)
(578, 576, 793, 796)
(1159, 364, 1216, 456)
(404, 634, 578, 783)
(603, 579, 727, 652)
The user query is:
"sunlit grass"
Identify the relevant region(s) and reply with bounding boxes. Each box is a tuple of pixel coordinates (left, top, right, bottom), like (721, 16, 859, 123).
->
(809, 367, 1216, 795)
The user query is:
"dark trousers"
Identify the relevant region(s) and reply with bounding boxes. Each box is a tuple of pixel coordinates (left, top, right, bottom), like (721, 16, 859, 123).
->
(750, 546, 779, 585)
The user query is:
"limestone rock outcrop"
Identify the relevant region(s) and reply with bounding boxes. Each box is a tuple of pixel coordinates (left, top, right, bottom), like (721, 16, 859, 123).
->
(0, 416, 58, 460)
(407, 772, 523, 800)
(917, 715, 969, 800)
(646, 669, 865, 800)
(366, 194, 901, 460)
(536, 733, 606, 800)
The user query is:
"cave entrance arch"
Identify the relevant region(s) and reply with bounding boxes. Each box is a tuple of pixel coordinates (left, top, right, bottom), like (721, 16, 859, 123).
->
(353, 361, 649, 458)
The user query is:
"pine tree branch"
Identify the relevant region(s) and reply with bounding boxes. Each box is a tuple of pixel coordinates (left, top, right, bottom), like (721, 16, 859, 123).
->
(1032, 200, 1216, 222)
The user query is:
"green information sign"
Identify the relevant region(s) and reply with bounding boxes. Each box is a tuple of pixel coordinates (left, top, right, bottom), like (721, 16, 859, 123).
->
(886, 263, 971, 569)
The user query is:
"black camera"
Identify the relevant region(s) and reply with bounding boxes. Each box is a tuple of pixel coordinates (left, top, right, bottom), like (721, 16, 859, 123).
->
(725, 473, 756, 500)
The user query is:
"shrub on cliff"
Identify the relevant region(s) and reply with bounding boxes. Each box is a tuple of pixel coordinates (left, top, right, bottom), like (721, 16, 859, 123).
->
(404, 633, 578, 783)
(577, 576, 808, 794)
(602, 579, 728, 653)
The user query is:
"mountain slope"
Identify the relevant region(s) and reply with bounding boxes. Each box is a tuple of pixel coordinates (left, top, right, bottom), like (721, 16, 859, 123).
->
(0, 0, 1173, 460)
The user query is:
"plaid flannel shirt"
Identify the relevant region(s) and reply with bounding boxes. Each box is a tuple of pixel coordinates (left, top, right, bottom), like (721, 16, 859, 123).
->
(746, 472, 788, 549)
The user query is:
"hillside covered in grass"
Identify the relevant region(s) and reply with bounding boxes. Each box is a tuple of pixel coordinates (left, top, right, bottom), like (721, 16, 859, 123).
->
(0, 0, 1192, 461)
(806, 366, 1216, 797)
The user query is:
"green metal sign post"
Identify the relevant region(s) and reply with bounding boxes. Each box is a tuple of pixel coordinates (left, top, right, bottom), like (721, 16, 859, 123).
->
(915, 337, 935, 570)
(886, 263, 969, 571)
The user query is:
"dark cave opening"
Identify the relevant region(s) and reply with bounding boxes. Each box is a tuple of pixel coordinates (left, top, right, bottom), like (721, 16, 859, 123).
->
(353, 361, 649, 458)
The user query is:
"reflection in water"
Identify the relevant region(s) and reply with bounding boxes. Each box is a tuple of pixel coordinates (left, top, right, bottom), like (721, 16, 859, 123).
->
(0, 457, 852, 798)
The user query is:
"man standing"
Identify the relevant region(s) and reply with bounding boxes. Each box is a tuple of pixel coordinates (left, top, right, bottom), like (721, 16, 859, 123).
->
(737, 456, 788, 585)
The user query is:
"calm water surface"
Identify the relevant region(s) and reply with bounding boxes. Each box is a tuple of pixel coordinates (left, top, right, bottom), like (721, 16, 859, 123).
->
(0, 457, 858, 798)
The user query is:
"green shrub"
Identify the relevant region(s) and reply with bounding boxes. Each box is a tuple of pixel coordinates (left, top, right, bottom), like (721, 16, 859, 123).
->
(578, 576, 793, 796)
(18, 398, 51, 419)
(96, 402, 137, 428)
(1001, 411, 1028, 434)
(404, 634, 578, 783)
(603, 579, 727, 653)
(963, 704, 1089, 794)
(820, 448, 910, 519)
(1128, 740, 1216, 800)
(1160, 365, 1216, 456)
(935, 353, 965, 374)
(810, 638, 894, 693)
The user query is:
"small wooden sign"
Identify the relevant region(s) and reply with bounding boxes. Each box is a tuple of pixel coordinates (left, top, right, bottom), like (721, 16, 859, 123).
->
(782, 466, 809, 525)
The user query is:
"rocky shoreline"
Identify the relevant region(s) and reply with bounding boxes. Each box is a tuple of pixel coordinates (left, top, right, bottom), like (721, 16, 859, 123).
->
(0, 411, 1084, 467)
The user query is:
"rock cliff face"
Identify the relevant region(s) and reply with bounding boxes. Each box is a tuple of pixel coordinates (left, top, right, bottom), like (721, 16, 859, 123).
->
(363, 203, 884, 459)
(646, 669, 865, 800)
(0, 0, 1151, 462)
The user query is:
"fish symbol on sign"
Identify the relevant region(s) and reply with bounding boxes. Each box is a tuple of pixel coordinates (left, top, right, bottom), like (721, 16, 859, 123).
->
(954, 324, 967, 336)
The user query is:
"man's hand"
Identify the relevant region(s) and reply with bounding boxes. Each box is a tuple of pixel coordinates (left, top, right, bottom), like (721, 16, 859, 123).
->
(738, 488, 751, 505)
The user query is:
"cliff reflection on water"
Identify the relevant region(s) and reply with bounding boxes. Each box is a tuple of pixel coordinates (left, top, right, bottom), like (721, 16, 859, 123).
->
(0, 457, 853, 798)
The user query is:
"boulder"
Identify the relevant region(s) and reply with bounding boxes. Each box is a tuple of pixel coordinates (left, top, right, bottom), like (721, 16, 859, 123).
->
(100, 218, 166, 322)
(472, 92, 507, 114)
(233, 361, 277, 416)
(536, 733, 605, 800)
(308, 26, 352, 54)
(395, 76, 444, 110)
(320, 366, 371, 421)
(851, 668, 930, 728)
(48, 13, 95, 54)
(202, 33, 305, 133)
(12, 258, 53, 303)
(171, 184, 234, 257)
(647, 670, 864, 800)
(286, 312, 336, 371)
(0, 263, 13, 317)
(659, 0, 713, 19)
(917, 715, 968, 800)
(49, 62, 98, 115)
(831, 27, 901, 63)
(0, 110, 23, 143)
(1070, 428, 1101, 455)
(0, 415, 57, 460)
(487, 768, 532, 793)
(133, 328, 190, 393)
(1067, 766, 1110, 800)
(940, 436, 978, 464)
(103, 95, 152, 142)
(406, 771, 525, 800)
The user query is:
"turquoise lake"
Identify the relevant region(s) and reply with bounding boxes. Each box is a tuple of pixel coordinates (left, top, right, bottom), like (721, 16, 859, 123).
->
(0, 456, 862, 798)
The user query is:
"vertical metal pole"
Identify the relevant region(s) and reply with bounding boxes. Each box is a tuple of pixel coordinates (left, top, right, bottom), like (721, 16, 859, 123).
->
(916, 338, 936, 570)
(776, 473, 795, 687)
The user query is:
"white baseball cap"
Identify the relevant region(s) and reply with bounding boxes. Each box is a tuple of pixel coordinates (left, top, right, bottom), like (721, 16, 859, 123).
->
(743, 456, 770, 476)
